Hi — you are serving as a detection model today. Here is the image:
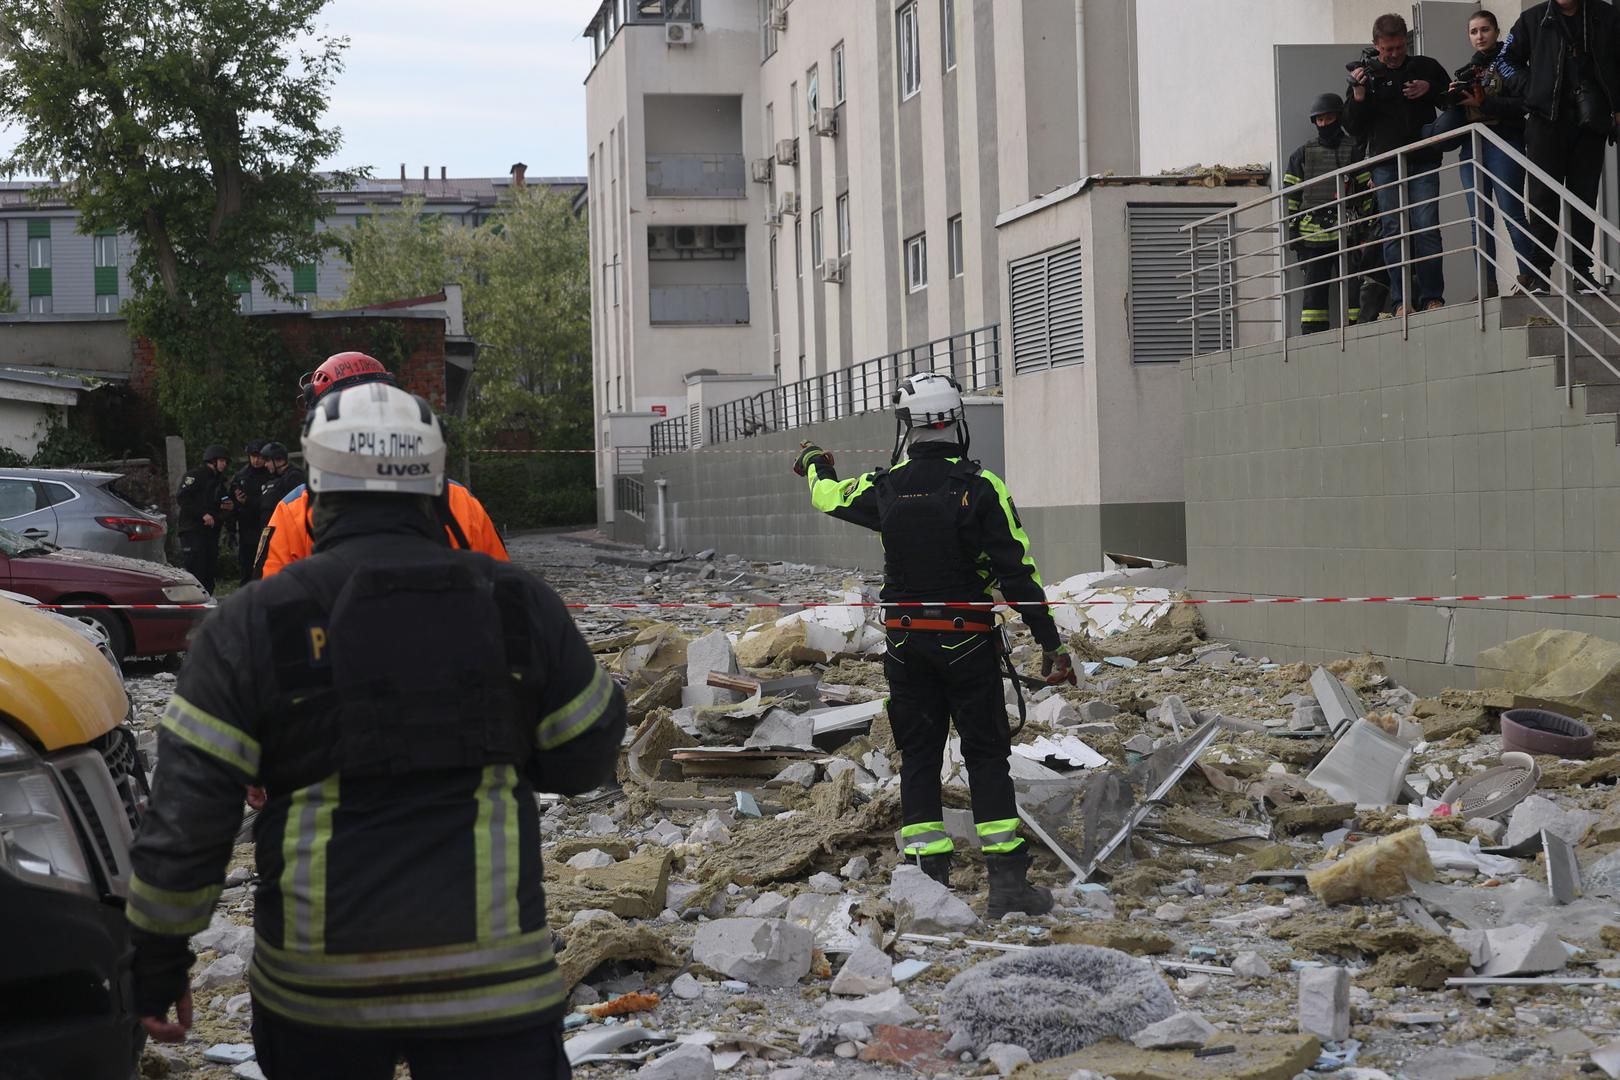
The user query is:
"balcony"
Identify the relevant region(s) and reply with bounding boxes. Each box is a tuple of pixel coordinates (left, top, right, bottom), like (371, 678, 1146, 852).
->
(649, 283, 749, 326)
(646, 154, 746, 198)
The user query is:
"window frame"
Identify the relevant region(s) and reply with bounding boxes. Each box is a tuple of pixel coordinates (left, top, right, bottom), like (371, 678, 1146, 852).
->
(27, 237, 50, 270)
(941, 0, 957, 72)
(93, 233, 118, 268)
(807, 65, 819, 121)
(27, 296, 51, 314)
(810, 207, 824, 271)
(836, 193, 851, 256)
(947, 214, 964, 278)
(95, 294, 119, 314)
(897, 2, 921, 101)
(832, 42, 846, 104)
(905, 232, 927, 292)
(795, 220, 803, 279)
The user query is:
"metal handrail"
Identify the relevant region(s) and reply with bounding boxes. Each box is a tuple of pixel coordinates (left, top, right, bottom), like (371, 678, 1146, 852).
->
(649, 415, 688, 456)
(706, 324, 1001, 443)
(1180, 121, 1620, 404)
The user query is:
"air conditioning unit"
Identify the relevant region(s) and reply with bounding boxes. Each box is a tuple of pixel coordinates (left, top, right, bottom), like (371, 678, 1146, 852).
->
(812, 109, 838, 137)
(775, 138, 799, 166)
(769, 9, 788, 31)
(750, 157, 774, 184)
(671, 225, 710, 250)
(647, 227, 674, 253)
(818, 255, 847, 284)
(711, 225, 745, 250)
(777, 192, 800, 217)
(664, 21, 694, 45)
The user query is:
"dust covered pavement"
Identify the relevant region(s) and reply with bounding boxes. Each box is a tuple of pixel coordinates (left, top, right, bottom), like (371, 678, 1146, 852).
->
(128, 531, 1620, 1079)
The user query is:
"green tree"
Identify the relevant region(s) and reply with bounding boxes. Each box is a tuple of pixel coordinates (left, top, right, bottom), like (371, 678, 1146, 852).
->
(0, 0, 356, 450)
(337, 187, 592, 449)
(0, 281, 15, 314)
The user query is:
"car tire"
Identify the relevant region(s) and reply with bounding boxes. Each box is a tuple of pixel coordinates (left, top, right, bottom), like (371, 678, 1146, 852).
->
(70, 604, 130, 662)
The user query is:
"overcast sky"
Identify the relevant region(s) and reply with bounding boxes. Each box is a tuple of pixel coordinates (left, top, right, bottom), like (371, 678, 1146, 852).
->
(318, 0, 602, 179)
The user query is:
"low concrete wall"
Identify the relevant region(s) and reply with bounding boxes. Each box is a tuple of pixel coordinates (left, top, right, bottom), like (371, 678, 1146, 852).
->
(639, 401, 1005, 568)
(1185, 299, 1620, 694)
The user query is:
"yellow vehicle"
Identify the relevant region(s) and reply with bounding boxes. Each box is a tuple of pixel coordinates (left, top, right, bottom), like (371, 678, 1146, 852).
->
(0, 596, 145, 1078)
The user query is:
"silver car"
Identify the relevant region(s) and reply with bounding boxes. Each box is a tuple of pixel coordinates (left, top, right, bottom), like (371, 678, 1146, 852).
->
(0, 469, 167, 563)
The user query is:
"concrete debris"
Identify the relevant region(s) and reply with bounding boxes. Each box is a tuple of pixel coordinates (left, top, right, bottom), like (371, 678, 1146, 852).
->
(1452, 923, 1568, 977)
(1296, 966, 1350, 1042)
(888, 865, 979, 934)
(202, 1044, 255, 1064)
(636, 1043, 717, 1080)
(193, 954, 247, 990)
(985, 1042, 1034, 1074)
(818, 987, 919, 1026)
(1130, 1010, 1215, 1050)
(684, 630, 743, 709)
(840, 855, 870, 880)
(768, 761, 817, 788)
(1501, 794, 1596, 849)
(1230, 952, 1272, 979)
(830, 942, 894, 997)
(671, 973, 704, 1000)
(567, 848, 618, 870)
(739, 891, 790, 919)
(691, 918, 813, 988)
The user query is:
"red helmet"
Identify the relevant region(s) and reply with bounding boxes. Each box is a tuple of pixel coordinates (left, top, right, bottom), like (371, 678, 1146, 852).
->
(298, 351, 394, 406)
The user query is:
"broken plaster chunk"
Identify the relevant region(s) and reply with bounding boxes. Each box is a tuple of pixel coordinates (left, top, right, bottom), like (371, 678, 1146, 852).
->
(635, 1043, 716, 1080)
(745, 709, 815, 750)
(1502, 795, 1598, 849)
(808, 872, 843, 895)
(984, 1043, 1034, 1075)
(769, 761, 817, 789)
(823, 758, 877, 785)
(817, 987, 919, 1026)
(1296, 966, 1350, 1042)
(888, 865, 979, 934)
(1210, 904, 1293, 932)
(566, 849, 617, 870)
(740, 891, 790, 919)
(1029, 695, 1079, 727)
(193, 954, 247, 990)
(841, 855, 871, 881)
(1475, 923, 1569, 977)
(1130, 1010, 1216, 1050)
(202, 1044, 256, 1065)
(1152, 902, 1188, 923)
(1230, 952, 1273, 979)
(829, 942, 894, 997)
(671, 973, 704, 1000)
(1177, 973, 1212, 998)
(691, 918, 813, 988)
(646, 819, 685, 847)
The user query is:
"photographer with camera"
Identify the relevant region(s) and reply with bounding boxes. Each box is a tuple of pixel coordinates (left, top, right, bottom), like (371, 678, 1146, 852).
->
(1429, 11, 1532, 299)
(1283, 93, 1376, 332)
(1344, 13, 1451, 315)
(1503, 0, 1620, 293)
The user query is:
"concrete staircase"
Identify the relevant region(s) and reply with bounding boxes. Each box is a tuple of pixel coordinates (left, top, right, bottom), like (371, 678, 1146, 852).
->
(1505, 294, 1620, 441)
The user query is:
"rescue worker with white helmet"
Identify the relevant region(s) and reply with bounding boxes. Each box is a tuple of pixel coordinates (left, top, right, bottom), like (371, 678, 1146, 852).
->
(129, 382, 624, 1078)
(793, 372, 1072, 918)
(255, 351, 508, 578)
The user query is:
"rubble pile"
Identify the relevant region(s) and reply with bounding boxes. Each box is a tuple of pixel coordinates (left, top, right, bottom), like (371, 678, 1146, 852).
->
(128, 534, 1620, 1079)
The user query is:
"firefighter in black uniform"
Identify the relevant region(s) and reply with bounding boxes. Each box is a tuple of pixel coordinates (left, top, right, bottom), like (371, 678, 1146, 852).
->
(175, 443, 233, 593)
(1283, 92, 1376, 333)
(794, 372, 1073, 918)
(128, 382, 626, 1079)
(229, 440, 271, 583)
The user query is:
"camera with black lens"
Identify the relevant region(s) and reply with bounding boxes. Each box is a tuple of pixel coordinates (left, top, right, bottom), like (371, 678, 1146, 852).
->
(1346, 46, 1400, 97)
(1440, 50, 1495, 107)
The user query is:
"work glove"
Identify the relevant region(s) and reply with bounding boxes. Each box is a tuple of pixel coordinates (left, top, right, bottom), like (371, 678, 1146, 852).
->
(1041, 644, 1076, 687)
(793, 441, 834, 478)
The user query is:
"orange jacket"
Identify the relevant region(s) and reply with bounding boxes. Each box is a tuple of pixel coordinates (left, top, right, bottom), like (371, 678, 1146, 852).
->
(255, 480, 509, 578)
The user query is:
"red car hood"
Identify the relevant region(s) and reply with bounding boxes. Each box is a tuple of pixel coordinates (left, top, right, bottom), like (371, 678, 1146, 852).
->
(15, 548, 199, 592)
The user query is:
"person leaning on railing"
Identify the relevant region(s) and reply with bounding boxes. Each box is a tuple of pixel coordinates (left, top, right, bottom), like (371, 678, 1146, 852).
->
(1343, 12, 1452, 317)
(1503, 0, 1620, 294)
(1427, 10, 1535, 299)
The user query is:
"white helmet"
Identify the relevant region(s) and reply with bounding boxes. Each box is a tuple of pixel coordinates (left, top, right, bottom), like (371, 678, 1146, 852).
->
(301, 382, 447, 496)
(893, 372, 965, 428)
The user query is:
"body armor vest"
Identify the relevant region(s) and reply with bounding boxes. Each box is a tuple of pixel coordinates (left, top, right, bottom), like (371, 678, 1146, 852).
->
(1296, 140, 1360, 226)
(876, 458, 989, 625)
(260, 553, 534, 791)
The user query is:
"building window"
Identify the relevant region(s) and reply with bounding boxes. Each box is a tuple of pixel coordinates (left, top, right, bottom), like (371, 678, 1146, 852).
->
(947, 215, 964, 278)
(27, 219, 51, 307)
(761, 0, 779, 58)
(28, 296, 51, 314)
(905, 232, 927, 292)
(770, 234, 778, 289)
(941, 0, 956, 71)
(832, 42, 846, 104)
(93, 232, 117, 268)
(810, 208, 824, 271)
(789, 81, 798, 139)
(95, 294, 119, 314)
(807, 66, 819, 121)
(94, 230, 119, 301)
(836, 194, 851, 255)
(27, 237, 50, 269)
(897, 3, 921, 100)
(229, 270, 251, 312)
(293, 262, 318, 295)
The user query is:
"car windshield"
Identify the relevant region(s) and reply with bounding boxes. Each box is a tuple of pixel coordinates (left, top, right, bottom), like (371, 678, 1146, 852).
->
(0, 525, 50, 557)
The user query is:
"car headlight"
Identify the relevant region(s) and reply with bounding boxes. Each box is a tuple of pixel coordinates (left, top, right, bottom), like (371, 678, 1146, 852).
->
(162, 584, 209, 604)
(0, 726, 96, 898)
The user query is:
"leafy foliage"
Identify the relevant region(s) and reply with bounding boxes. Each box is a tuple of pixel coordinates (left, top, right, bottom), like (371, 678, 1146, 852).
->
(0, 281, 15, 314)
(0, 0, 358, 450)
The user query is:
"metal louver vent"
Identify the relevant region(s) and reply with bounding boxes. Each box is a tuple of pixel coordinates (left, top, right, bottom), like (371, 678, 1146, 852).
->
(1007, 241, 1083, 376)
(1127, 203, 1234, 363)
(689, 401, 703, 448)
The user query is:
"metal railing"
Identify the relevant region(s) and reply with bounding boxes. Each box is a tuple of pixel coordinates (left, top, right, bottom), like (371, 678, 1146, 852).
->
(707, 324, 1000, 443)
(615, 475, 645, 519)
(649, 415, 688, 456)
(1182, 122, 1620, 406)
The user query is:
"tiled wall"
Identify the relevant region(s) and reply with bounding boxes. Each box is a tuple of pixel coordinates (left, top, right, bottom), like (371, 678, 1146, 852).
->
(1184, 300, 1620, 694)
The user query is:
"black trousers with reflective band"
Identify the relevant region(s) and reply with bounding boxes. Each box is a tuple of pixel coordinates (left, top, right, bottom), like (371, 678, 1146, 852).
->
(252, 1007, 572, 1080)
(885, 631, 1016, 838)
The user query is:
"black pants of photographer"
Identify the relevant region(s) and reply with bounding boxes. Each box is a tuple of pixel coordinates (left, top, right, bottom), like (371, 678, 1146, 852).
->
(885, 631, 1017, 836)
(1525, 111, 1607, 287)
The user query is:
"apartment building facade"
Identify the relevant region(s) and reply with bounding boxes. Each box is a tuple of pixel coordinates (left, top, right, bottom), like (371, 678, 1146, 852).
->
(0, 170, 584, 318)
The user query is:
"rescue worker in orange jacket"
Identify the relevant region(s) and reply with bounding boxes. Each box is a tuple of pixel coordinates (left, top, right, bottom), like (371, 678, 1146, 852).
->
(254, 352, 509, 578)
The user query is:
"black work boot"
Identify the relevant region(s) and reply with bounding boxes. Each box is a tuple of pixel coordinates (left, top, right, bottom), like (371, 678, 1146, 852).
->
(915, 853, 953, 887)
(984, 847, 1053, 919)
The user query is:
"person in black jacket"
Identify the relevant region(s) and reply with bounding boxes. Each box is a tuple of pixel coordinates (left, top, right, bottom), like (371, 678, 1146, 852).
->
(129, 383, 625, 1079)
(1284, 93, 1375, 332)
(175, 443, 233, 593)
(1344, 12, 1452, 314)
(795, 373, 1074, 920)
(1430, 10, 1535, 298)
(257, 442, 305, 511)
(228, 440, 270, 583)
(1503, 0, 1620, 291)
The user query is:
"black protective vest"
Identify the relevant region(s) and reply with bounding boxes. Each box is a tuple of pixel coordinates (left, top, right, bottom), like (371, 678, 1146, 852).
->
(259, 553, 535, 792)
(1297, 139, 1360, 225)
(876, 457, 988, 616)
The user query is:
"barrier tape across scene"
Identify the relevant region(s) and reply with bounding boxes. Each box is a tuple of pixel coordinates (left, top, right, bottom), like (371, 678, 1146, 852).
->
(30, 594, 1620, 611)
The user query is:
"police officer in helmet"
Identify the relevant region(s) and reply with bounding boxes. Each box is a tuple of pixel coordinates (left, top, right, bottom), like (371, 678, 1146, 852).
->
(257, 351, 507, 578)
(129, 382, 626, 1078)
(176, 443, 234, 593)
(794, 372, 1072, 918)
